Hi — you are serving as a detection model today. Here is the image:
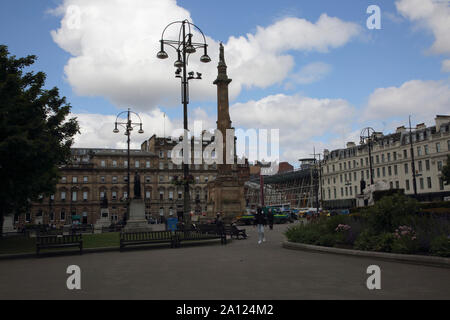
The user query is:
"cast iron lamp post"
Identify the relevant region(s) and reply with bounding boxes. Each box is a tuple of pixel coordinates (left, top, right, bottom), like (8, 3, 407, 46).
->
(113, 108, 144, 219)
(360, 127, 377, 186)
(157, 19, 211, 226)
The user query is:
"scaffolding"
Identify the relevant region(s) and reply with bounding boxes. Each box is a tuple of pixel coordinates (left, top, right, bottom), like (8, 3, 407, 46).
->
(245, 159, 321, 209)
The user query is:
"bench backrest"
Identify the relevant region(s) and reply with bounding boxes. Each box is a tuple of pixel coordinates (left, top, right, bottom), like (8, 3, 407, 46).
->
(121, 231, 173, 241)
(37, 234, 82, 245)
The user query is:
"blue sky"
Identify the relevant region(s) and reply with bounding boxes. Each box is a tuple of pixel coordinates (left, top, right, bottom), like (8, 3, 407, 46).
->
(1, 0, 449, 164)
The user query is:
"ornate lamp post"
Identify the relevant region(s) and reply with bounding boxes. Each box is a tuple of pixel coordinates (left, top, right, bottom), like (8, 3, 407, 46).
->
(157, 19, 211, 226)
(113, 109, 144, 219)
(407, 116, 418, 197)
(360, 127, 376, 186)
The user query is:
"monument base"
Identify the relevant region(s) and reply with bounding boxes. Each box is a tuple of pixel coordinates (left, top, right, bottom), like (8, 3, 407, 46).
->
(207, 174, 246, 223)
(94, 208, 111, 233)
(124, 199, 152, 232)
(2, 215, 16, 234)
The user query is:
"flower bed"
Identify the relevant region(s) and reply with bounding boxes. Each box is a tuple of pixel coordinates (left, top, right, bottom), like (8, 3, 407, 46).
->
(285, 194, 450, 257)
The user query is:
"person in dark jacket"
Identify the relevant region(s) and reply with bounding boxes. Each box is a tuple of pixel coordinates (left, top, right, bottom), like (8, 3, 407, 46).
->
(215, 212, 225, 235)
(267, 208, 274, 230)
(254, 206, 266, 244)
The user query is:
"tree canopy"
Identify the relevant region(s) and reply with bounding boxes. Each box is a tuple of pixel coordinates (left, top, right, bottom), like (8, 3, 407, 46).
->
(0, 45, 79, 229)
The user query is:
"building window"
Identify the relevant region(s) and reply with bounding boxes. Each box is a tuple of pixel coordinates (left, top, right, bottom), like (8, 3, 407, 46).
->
(159, 191, 164, 200)
(382, 167, 386, 177)
(83, 176, 88, 183)
(159, 207, 164, 216)
(101, 160, 106, 167)
(146, 161, 151, 168)
(440, 178, 444, 190)
(403, 150, 407, 159)
(395, 181, 399, 189)
(135, 160, 140, 168)
(394, 165, 398, 175)
(169, 191, 174, 201)
(124, 160, 128, 168)
(377, 168, 380, 178)
(388, 166, 392, 176)
(417, 146, 422, 156)
(101, 176, 106, 183)
(419, 178, 424, 190)
(112, 191, 117, 200)
(406, 180, 410, 191)
(387, 153, 391, 162)
(61, 176, 67, 183)
(145, 176, 151, 183)
(178, 191, 183, 199)
(159, 162, 164, 170)
(418, 161, 423, 172)
(112, 176, 118, 183)
(404, 163, 408, 174)
(427, 177, 432, 189)
(60, 209, 66, 221)
(438, 161, 443, 171)
(159, 176, 164, 182)
(112, 160, 117, 167)
(159, 151, 164, 158)
(72, 176, 78, 183)
(146, 191, 151, 199)
(123, 191, 128, 199)
(83, 191, 88, 201)
(393, 152, 397, 161)
(61, 191, 66, 201)
(25, 212, 31, 222)
(436, 142, 441, 153)
(424, 145, 429, 155)
(425, 160, 430, 171)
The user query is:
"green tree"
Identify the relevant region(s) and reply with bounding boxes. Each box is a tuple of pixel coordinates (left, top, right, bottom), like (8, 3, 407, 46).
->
(0, 45, 79, 236)
(442, 155, 450, 186)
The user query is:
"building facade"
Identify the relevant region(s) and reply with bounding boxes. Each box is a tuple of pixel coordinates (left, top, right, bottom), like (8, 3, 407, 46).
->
(322, 115, 450, 208)
(19, 135, 220, 228)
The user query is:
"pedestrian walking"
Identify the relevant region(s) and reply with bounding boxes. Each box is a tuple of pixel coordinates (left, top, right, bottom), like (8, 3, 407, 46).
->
(267, 208, 274, 230)
(254, 206, 266, 244)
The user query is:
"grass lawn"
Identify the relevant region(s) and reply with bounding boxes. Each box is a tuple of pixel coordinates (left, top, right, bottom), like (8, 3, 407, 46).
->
(0, 233, 120, 255)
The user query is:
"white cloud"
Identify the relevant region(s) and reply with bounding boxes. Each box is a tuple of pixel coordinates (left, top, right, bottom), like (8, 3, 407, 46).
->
(73, 109, 174, 149)
(51, 0, 360, 111)
(290, 62, 332, 85)
(442, 59, 450, 72)
(396, 0, 450, 56)
(364, 79, 450, 123)
(229, 94, 356, 163)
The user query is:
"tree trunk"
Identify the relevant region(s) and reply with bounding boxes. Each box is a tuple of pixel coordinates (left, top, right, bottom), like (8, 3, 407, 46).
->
(0, 208, 4, 239)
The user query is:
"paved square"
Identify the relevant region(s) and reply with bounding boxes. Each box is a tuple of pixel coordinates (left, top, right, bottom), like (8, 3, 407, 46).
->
(0, 224, 449, 299)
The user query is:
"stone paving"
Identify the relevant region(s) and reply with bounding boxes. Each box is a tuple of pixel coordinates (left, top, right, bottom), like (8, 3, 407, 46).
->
(0, 223, 449, 299)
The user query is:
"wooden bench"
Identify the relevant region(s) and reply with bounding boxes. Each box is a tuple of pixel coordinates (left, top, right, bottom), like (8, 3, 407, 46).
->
(224, 225, 247, 240)
(36, 234, 83, 256)
(120, 231, 176, 251)
(175, 230, 227, 246)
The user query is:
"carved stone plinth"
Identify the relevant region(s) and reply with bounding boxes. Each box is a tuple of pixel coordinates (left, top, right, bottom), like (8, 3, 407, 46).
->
(124, 199, 152, 232)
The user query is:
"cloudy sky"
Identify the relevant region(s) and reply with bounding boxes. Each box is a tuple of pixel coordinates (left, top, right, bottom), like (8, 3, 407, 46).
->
(1, 0, 450, 166)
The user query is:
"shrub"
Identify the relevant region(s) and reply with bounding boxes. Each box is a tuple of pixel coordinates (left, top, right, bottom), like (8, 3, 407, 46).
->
(315, 234, 337, 247)
(285, 224, 322, 245)
(430, 235, 450, 257)
(367, 193, 419, 233)
(372, 233, 395, 252)
(391, 226, 419, 254)
(354, 230, 377, 251)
